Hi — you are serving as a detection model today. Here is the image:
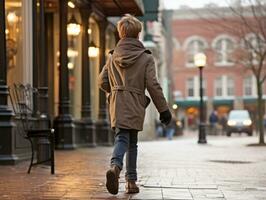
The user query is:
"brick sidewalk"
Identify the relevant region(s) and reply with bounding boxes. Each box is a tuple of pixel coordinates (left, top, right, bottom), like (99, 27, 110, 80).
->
(0, 134, 266, 199)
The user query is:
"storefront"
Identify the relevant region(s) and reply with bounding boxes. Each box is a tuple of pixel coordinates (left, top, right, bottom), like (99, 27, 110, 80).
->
(175, 99, 207, 130)
(243, 97, 264, 130)
(213, 99, 234, 117)
(0, 0, 144, 164)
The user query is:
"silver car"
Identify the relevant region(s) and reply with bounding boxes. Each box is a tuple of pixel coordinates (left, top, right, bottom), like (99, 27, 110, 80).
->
(226, 110, 253, 136)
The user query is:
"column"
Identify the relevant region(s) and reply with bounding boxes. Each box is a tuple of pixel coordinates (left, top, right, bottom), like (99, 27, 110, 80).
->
(96, 20, 113, 146)
(80, 7, 96, 147)
(37, 0, 51, 162)
(53, 0, 76, 149)
(38, 0, 49, 118)
(32, 0, 38, 115)
(0, 1, 17, 164)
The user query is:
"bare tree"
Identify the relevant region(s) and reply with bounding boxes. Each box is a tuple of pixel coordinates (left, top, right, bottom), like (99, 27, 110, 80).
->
(197, 0, 266, 144)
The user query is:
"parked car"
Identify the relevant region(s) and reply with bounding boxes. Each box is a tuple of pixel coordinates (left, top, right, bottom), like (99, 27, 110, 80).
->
(226, 110, 253, 136)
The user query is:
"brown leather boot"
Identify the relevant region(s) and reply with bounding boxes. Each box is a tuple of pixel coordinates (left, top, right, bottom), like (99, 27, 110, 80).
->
(125, 180, 139, 194)
(106, 165, 121, 195)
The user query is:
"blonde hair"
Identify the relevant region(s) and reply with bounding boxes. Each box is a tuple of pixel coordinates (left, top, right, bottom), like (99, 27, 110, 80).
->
(117, 14, 142, 39)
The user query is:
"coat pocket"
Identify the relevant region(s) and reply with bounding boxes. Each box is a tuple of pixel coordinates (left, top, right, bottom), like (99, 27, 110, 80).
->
(140, 94, 151, 108)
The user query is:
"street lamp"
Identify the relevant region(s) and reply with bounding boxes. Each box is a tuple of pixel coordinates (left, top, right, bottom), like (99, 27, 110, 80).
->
(194, 53, 207, 144)
(172, 104, 178, 110)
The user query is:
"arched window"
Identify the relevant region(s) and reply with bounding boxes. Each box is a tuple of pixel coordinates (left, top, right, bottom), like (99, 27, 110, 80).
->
(184, 36, 208, 66)
(213, 35, 235, 66)
(187, 40, 205, 65)
(244, 33, 264, 64)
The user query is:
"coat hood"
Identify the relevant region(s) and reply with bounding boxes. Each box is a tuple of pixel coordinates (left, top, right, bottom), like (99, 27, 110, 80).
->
(112, 38, 146, 68)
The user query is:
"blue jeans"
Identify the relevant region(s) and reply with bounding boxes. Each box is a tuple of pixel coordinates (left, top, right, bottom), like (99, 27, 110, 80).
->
(166, 128, 175, 140)
(111, 128, 138, 181)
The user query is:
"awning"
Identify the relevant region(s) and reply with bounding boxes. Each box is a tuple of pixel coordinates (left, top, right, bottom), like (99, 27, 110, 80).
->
(45, 0, 144, 16)
(243, 97, 257, 103)
(213, 99, 234, 106)
(138, 0, 159, 21)
(92, 0, 144, 16)
(175, 99, 206, 107)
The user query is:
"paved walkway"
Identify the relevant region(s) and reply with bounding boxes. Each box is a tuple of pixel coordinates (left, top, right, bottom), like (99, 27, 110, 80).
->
(0, 133, 266, 199)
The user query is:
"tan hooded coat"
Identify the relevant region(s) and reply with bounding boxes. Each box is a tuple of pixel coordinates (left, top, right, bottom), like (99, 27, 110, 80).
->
(98, 38, 168, 131)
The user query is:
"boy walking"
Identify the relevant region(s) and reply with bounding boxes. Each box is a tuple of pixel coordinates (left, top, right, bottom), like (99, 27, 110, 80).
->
(98, 14, 171, 195)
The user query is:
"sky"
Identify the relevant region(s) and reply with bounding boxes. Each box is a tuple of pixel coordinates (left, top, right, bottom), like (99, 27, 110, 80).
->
(162, 0, 229, 9)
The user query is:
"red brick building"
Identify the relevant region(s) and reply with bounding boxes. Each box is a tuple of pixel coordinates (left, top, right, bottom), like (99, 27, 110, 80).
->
(171, 7, 266, 129)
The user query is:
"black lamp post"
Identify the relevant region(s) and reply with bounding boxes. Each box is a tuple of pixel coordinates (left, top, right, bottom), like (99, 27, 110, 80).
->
(194, 53, 207, 144)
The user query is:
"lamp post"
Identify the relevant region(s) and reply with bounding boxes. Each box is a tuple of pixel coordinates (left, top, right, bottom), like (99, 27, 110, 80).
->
(172, 103, 178, 118)
(194, 53, 207, 144)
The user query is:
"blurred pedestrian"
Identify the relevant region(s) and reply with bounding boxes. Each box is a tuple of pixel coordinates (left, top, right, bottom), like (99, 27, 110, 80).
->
(155, 120, 164, 137)
(209, 110, 218, 125)
(166, 115, 177, 140)
(219, 113, 228, 135)
(209, 110, 218, 134)
(98, 14, 171, 195)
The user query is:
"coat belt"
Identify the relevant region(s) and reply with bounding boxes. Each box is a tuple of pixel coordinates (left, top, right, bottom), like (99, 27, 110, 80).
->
(112, 86, 143, 95)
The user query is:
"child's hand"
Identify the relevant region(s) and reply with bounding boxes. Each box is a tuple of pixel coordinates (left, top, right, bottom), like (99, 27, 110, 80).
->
(159, 109, 172, 125)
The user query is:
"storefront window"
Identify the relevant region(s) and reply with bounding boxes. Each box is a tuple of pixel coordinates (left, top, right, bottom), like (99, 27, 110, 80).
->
(6, 0, 23, 85)
(186, 107, 199, 130)
(68, 11, 82, 119)
(89, 17, 100, 120)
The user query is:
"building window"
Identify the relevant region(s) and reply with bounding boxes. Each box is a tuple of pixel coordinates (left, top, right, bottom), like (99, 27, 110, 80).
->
(227, 77, 234, 96)
(214, 76, 234, 97)
(215, 77, 223, 96)
(213, 37, 234, 65)
(244, 33, 263, 65)
(187, 78, 194, 97)
(184, 36, 207, 67)
(186, 77, 206, 98)
(244, 76, 253, 96)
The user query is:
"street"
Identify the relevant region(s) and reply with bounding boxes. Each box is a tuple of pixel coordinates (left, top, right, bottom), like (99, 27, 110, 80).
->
(0, 133, 266, 200)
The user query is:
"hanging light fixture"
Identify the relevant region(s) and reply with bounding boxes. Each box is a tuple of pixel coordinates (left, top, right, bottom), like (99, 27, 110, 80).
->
(88, 41, 99, 58)
(68, 1, 75, 8)
(7, 12, 18, 24)
(67, 15, 81, 36)
(67, 48, 79, 57)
